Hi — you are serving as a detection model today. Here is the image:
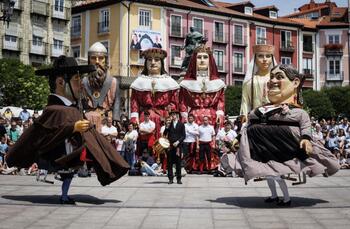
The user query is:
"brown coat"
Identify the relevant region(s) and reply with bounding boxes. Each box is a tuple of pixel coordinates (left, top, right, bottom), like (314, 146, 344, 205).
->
(7, 95, 129, 186)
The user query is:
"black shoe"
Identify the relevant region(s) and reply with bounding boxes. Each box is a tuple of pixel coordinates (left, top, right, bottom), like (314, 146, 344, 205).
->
(264, 197, 279, 203)
(277, 200, 291, 207)
(168, 180, 173, 184)
(60, 197, 76, 205)
(177, 180, 182, 184)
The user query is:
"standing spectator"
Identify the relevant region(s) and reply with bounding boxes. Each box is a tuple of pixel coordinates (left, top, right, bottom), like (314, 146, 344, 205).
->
(197, 116, 216, 174)
(164, 111, 185, 184)
(0, 136, 9, 165)
(19, 108, 31, 122)
(138, 111, 155, 156)
(160, 117, 172, 137)
(115, 132, 126, 157)
(3, 108, 13, 121)
(0, 117, 7, 139)
(216, 121, 237, 157)
(124, 123, 138, 168)
(101, 117, 118, 143)
(183, 114, 199, 172)
(17, 119, 24, 135)
(7, 121, 20, 144)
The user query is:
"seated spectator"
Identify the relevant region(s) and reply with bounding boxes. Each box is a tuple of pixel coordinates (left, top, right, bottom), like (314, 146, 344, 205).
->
(32, 110, 40, 120)
(140, 159, 163, 176)
(7, 121, 20, 145)
(216, 121, 237, 154)
(19, 108, 31, 122)
(338, 117, 349, 132)
(0, 117, 7, 139)
(0, 135, 9, 165)
(312, 124, 325, 145)
(326, 130, 339, 154)
(17, 119, 24, 135)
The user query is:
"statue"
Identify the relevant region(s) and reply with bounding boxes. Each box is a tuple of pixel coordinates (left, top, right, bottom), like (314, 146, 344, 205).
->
(130, 48, 180, 140)
(235, 64, 339, 206)
(240, 44, 276, 116)
(179, 44, 226, 172)
(181, 27, 205, 72)
(82, 42, 120, 132)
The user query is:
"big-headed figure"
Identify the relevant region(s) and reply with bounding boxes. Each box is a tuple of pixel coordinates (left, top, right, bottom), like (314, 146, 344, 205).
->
(179, 45, 226, 128)
(130, 48, 180, 140)
(83, 42, 120, 132)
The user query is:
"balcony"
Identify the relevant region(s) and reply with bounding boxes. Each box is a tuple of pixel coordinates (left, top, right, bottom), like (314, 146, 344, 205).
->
(213, 32, 228, 44)
(170, 56, 182, 68)
(31, 0, 49, 17)
(303, 69, 314, 80)
(170, 26, 186, 38)
(29, 41, 47, 56)
(4, 22, 20, 35)
(51, 44, 69, 57)
(303, 44, 313, 53)
(233, 35, 247, 47)
(98, 22, 109, 34)
(325, 71, 344, 81)
(2, 36, 22, 51)
(51, 5, 70, 20)
(280, 41, 295, 52)
(324, 44, 343, 56)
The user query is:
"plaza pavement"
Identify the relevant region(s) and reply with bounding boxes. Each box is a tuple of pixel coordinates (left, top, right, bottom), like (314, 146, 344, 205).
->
(1, 170, 350, 229)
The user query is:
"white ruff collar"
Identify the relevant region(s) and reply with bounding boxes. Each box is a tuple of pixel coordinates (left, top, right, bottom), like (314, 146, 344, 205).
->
(180, 79, 226, 93)
(130, 74, 180, 92)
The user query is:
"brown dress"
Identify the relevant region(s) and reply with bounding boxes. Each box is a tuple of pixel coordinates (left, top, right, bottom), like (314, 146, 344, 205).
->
(6, 95, 129, 186)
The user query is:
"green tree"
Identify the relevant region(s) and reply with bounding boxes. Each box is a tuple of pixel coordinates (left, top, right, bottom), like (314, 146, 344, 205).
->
(302, 89, 335, 119)
(0, 59, 49, 110)
(225, 86, 242, 116)
(323, 86, 350, 118)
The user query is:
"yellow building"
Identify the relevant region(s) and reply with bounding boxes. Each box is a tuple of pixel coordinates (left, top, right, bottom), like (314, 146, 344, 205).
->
(71, 1, 166, 78)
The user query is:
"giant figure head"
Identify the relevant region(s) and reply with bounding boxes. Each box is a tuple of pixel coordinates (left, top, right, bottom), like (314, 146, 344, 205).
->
(252, 44, 274, 75)
(268, 64, 305, 106)
(140, 48, 168, 76)
(88, 42, 108, 90)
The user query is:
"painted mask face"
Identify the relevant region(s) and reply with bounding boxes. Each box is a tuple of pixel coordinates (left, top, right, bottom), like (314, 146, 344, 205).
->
(268, 66, 299, 104)
(196, 52, 209, 71)
(146, 57, 162, 76)
(256, 52, 273, 72)
(89, 54, 106, 69)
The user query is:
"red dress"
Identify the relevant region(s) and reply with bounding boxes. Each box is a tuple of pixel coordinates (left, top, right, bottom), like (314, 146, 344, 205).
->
(130, 74, 179, 140)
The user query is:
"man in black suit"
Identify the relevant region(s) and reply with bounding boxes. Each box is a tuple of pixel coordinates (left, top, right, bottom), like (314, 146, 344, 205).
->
(164, 110, 186, 184)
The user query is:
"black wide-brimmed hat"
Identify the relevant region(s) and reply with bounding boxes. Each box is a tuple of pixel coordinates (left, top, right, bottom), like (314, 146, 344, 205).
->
(35, 55, 96, 78)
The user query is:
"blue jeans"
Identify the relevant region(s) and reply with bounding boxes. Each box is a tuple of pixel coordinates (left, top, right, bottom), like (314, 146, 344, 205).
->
(125, 150, 135, 168)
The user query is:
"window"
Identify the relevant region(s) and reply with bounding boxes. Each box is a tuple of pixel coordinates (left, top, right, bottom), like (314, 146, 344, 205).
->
(328, 35, 340, 44)
(269, 11, 277, 19)
(234, 25, 243, 44)
(72, 46, 80, 58)
(71, 15, 81, 37)
(53, 39, 63, 49)
(171, 45, 182, 66)
(33, 36, 43, 46)
(303, 58, 312, 75)
(139, 9, 151, 28)
(54, 0, 64, 12)
(193, 18, 203, 34)
(99, 9, 109, 33)
(281, 30, 292, 48)
(170, 15, 182, 37)
(244, 7, 252, 15)
(214, 21, 224, 42)
(234, 53, 243, 73)
(281, 57, 291, 65)
(214, 50, 224, 71)
(328, 59, 340, 75)
(303, 35, 313, 52)
(5, 35, 17, 42)
(256, 27, 266, 44)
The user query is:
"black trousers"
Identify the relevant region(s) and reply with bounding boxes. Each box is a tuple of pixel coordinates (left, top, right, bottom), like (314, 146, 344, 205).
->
(167, 147, 182, 181)
(199, 143, 211, 163)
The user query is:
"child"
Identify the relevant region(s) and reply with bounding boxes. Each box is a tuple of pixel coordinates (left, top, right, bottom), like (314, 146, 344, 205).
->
(115, 132, 125, 158)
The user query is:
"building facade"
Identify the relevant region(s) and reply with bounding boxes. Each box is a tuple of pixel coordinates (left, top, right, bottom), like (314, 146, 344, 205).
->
(0, 0, 72, 66)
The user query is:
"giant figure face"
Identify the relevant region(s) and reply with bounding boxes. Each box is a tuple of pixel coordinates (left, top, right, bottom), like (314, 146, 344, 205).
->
(88, 53, 107, 90)
(268, 66, 300, 105)
(256, 52, 273, 72)
(196, 52, 209, 71)
(146, 57, 162, 76)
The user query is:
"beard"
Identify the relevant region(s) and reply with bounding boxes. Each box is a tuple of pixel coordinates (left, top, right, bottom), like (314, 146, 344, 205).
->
(88, 63, 107, 90)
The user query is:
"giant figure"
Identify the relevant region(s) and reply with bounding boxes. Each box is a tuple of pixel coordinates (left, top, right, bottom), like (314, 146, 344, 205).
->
(130, 48, 180, 140)
(83, 42, 120, 132)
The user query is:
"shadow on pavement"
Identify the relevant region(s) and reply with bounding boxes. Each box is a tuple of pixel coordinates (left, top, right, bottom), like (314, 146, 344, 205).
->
(208, 196, 329, 208)
(2, 194, 122, 205)
(144, 181, 169, 184)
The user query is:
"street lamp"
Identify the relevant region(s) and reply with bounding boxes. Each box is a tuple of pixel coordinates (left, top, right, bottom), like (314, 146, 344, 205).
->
(0, 0, 15, 27)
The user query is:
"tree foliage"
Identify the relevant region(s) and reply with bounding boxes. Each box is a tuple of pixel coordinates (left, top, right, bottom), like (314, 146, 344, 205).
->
(302, 89, 335, 119)
(0, 59, 49, 110)
(225, 86, 242, 116)
(323, 86, 350, 118)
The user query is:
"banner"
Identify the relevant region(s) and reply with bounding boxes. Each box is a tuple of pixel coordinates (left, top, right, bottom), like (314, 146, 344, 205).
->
(130, 29, 163, 51)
